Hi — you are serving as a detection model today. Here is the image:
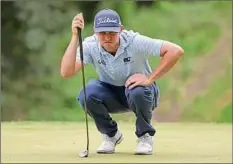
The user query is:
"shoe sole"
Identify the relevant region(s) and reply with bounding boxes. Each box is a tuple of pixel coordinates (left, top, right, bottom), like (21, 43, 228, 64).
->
(97, 134, 124, 154)
(135, 151, 153, 155)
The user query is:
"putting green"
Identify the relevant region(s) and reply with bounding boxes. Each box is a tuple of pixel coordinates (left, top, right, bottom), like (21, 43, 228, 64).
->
(1, 121, 232, 163)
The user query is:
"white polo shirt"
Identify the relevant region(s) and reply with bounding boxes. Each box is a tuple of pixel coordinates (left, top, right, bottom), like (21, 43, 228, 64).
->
(76, 30, 164, 86)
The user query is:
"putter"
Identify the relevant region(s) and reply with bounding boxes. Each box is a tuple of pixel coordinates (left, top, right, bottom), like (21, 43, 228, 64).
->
(77, 28, 89, 158)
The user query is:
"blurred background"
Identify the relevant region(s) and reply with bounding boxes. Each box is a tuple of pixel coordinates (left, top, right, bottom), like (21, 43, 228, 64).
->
(1, 1, 232, 123)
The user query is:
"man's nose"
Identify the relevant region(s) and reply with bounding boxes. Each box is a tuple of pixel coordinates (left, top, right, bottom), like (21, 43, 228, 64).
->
(104, 34, 111, 41)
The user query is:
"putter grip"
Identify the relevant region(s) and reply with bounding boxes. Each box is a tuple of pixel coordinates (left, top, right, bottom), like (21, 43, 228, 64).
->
(77, 28, 84, 62)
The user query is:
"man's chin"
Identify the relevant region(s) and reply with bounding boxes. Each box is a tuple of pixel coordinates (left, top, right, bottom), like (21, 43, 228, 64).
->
(103, 46, 113, 52)
(104, 43, 112, 47)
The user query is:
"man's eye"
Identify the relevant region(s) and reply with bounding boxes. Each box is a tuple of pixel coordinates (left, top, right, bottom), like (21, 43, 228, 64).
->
(110, 32, 117, 35)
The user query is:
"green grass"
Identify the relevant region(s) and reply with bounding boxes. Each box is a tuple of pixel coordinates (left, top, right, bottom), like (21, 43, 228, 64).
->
(1, 122, 232, 163)
(181, 70, 232, 122)
(217, 102, 232, 123)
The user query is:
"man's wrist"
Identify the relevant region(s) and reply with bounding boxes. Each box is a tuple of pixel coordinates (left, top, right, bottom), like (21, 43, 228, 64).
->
(147, 76, 155, 85)
(72, 34, 78, 39)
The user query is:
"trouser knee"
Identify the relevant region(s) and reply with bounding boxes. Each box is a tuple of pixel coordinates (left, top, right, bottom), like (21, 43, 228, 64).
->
(77, 79, 104, 113)
(125, 86, 157, 111)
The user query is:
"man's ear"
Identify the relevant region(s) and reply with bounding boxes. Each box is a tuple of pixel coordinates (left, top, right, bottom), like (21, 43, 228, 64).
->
(120, 25, 124, 31)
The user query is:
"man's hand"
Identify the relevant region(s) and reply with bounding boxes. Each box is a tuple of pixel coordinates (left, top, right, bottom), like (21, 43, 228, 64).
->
(72, 13, 84, 36)
(125, 73, 152, 90)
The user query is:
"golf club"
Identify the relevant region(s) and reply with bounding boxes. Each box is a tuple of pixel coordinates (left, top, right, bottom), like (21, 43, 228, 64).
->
(77, 27, 89, 158)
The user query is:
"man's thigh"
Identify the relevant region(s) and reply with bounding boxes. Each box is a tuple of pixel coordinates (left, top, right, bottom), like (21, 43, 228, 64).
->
(78, 79, 130, 113)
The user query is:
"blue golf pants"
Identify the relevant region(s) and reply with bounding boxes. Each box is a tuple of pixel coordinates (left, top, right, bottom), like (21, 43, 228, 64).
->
(77, 79, 159, 138)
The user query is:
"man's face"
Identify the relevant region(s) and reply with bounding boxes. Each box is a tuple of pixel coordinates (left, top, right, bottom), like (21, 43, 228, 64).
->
(97, 32, 120, 53)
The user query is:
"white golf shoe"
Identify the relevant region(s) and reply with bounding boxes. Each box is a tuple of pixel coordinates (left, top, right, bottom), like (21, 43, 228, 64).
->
(96, 130, 123, 154)
(135, 133, 153, 155)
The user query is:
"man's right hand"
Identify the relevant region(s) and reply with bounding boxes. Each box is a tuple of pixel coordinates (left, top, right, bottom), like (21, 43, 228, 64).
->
(72, 13, 84, 36)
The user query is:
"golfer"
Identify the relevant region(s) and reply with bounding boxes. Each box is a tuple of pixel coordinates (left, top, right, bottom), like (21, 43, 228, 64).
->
(61, 8, 184, 155)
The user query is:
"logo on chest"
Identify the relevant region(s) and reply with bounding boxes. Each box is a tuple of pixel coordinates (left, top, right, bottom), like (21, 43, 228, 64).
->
(98, 59, 106, 66)
(123, 57, 133, 64)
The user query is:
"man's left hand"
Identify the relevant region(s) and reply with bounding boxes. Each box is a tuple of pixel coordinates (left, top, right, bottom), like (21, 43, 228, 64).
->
(125, 73, 152, 90)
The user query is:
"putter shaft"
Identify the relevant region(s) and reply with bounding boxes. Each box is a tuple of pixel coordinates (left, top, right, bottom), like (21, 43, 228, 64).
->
(77, 28, 89, 156)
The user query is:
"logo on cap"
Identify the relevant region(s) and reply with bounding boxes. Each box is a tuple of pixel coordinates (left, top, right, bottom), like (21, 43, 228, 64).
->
(97, 16, 118, 25)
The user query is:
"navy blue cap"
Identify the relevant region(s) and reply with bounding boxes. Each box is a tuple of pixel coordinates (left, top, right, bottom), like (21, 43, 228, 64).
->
(94, 9, 121, 33)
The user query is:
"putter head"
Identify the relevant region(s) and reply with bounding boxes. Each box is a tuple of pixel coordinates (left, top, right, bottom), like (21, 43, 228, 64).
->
(79, 150, 88, 158)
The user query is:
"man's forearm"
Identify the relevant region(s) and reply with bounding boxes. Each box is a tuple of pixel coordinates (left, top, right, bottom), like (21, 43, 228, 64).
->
(60, 35, 79, 77)
(148, 49, 184, 84)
